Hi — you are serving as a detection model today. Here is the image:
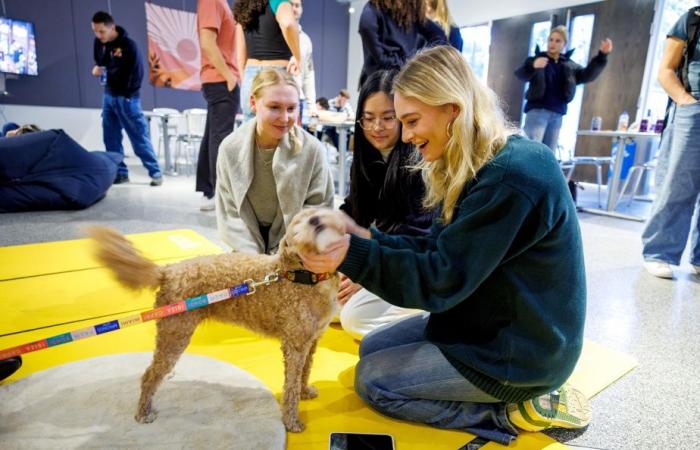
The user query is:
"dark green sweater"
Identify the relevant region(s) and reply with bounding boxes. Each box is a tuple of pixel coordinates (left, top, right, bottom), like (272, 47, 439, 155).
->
(339, 135, 586, 403)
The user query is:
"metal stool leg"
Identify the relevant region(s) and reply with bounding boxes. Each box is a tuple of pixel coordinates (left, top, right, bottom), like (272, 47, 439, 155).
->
(619, 167, 634, 207)
(627, 166, 649, 207)
(596, 163, 603, 208)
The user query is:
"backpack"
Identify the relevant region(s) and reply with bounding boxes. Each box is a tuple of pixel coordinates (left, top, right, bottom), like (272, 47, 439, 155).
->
(678, 6, 700, 92)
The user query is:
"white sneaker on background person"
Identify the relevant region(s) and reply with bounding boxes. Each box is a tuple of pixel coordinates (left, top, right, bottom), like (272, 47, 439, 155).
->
(643, 260, 673, 279)
(200, 195, 215, 212)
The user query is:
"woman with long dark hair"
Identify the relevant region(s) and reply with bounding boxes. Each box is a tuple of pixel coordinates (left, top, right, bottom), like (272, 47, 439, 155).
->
(358, 0, 445, 87)
(337, 69, 433, 339)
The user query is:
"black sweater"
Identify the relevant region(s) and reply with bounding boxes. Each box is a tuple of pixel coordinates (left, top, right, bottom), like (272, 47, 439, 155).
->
(339, 149, 433, 237)
(358, 3, 446, 86)
(93, 26, 143, 98)
(340, 135, 586, 403)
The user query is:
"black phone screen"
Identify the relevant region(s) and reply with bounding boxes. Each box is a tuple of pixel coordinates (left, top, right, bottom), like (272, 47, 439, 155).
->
(329, 432, 395, 450)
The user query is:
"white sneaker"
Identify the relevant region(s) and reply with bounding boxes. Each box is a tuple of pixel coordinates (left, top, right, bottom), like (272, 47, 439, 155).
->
(200, 195, 215, 212)
(643, 260, 673, 279)
(692, 265, 700, 275)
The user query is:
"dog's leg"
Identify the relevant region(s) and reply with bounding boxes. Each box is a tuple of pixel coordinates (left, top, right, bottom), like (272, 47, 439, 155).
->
(135, 315, 199, 423)
(300, 338, 319, 400)
(280, 340, 314, 432)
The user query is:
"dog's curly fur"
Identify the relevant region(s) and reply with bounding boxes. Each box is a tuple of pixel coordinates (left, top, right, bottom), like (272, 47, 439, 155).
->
(87, 208, 343, 432)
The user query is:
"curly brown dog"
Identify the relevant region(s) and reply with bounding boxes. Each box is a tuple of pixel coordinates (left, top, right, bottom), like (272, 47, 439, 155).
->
(88, 208, 343, 432)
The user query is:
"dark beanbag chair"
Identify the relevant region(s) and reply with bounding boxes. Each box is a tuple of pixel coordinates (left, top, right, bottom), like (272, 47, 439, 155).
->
(0, 129, 122, 212)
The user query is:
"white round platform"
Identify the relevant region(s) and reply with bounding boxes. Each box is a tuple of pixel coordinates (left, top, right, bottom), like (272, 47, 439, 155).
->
(0, 353, 285, 449)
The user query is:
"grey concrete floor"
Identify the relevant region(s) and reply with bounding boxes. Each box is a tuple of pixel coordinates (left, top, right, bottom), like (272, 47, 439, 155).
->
(1, 161, 699, 449)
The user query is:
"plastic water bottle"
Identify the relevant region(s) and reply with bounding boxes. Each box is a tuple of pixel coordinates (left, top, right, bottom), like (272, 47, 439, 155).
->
(300, 99, 310, 126)
(99, 66, 107, 86)
(617, 111, 629, 131)
(639, 109, 651, 132)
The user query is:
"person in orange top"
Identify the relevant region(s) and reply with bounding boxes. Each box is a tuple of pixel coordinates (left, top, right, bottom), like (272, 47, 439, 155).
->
(196, 0, 241, 212)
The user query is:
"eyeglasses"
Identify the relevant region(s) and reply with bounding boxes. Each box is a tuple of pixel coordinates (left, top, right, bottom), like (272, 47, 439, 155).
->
(357, 116, 398, 131)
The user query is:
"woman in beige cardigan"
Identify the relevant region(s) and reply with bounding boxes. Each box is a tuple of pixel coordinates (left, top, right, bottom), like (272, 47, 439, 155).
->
(216, 68, 334, 254)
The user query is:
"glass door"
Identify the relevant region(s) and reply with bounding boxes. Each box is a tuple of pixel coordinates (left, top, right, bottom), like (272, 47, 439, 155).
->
(459, 23, 492, 84)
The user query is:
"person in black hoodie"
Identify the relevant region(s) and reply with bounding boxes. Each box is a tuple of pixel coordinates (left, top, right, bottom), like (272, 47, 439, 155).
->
(514, 25, 612, 151)
(337, 70, 433, 339)
(91, 11, 162, 186)
(358, 0, 446, 87)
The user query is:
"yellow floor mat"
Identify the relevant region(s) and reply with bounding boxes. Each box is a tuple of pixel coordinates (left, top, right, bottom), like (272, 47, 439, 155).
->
(0, 230, 223, 336)
(0, 230, 635, 449)
(0, 229, 221, 281)
(567, 340, 637, 400)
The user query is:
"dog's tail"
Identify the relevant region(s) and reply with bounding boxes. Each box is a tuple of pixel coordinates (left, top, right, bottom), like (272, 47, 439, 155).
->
(86, 226, 162, 290)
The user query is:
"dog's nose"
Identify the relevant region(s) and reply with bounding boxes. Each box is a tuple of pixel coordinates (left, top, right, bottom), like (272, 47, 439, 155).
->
(308, 216, 320, 226)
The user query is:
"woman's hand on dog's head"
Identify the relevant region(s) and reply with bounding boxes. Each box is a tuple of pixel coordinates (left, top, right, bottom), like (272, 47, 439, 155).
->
(299, 234, 350, 273)
(339, 211, 371, 240)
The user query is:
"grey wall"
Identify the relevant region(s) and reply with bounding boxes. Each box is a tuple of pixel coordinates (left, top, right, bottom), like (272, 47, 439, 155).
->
(1, 0, 349, 109)
(488, 0, 655, 180)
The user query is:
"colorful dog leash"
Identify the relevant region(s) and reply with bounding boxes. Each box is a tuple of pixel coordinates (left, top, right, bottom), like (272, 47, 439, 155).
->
(0, 272, 281, 360)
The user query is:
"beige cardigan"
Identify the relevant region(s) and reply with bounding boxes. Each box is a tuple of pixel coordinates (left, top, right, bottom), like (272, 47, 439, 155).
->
(215, 119, 334, 254)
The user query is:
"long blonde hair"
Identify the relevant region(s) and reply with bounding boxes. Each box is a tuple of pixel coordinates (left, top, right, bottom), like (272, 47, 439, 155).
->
(394, 46, 514, 224)
(426, 0, 454, 36)
(251, 67, 302, 153)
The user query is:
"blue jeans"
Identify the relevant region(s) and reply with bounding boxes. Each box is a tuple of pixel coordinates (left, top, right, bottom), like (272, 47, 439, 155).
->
(355, 314, 518, 445)
(240, 63, 287, 121)
(522, 108, 563, 152)
(642, 100, 700, 266)
(102, 92, 161, 178)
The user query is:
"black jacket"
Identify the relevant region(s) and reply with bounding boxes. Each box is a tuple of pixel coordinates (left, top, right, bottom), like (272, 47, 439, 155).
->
(514, 46, 608, 113)
(340, 151, 433, 237)
(358, 3, 446, 87)
(93, 26, 143, 98)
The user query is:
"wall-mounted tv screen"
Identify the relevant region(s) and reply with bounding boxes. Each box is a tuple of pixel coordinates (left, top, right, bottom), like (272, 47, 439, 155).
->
(0, 17, 38, 76)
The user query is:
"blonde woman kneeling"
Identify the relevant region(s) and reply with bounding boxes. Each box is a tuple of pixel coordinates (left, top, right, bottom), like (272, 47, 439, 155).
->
(300, 46, 590, 444)
(216, 68, 333, 254)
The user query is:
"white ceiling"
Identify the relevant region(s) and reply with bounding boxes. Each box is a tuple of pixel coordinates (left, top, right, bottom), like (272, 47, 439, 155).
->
(448, 0, 605, 27)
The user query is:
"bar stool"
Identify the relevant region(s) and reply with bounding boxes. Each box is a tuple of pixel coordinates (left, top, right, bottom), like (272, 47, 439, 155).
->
(618, 158, 657, 207)
(571, 156, 613, 207)
(174, 108, 206, 176)
(152, 108, 181, 159)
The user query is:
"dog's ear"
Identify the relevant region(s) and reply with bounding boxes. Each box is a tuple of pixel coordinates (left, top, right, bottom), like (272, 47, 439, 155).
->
(278, 235, 289, 253)
(277, 216, 298, 259)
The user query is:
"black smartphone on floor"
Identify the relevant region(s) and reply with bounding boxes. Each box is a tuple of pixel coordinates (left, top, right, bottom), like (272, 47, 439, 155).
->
(329, 432, 395, 450)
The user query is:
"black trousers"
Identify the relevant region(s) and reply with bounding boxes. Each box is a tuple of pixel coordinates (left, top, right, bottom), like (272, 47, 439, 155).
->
(196, 82, 240, 198)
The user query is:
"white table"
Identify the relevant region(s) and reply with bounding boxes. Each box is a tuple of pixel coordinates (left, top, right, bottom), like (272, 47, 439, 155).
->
(317, 119, 355, 198)
(576, 130, 660, 221)
(145, 111, 182, 176)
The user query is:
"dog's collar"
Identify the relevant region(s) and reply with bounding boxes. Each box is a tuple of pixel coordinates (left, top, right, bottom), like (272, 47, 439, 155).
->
(282, 269, 334, 285)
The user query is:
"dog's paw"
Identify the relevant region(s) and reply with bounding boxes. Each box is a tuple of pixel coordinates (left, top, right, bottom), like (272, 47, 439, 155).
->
(134, 409, 158, 424)
(283, 415, 305, 433)
(301, 385, 318, 400)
